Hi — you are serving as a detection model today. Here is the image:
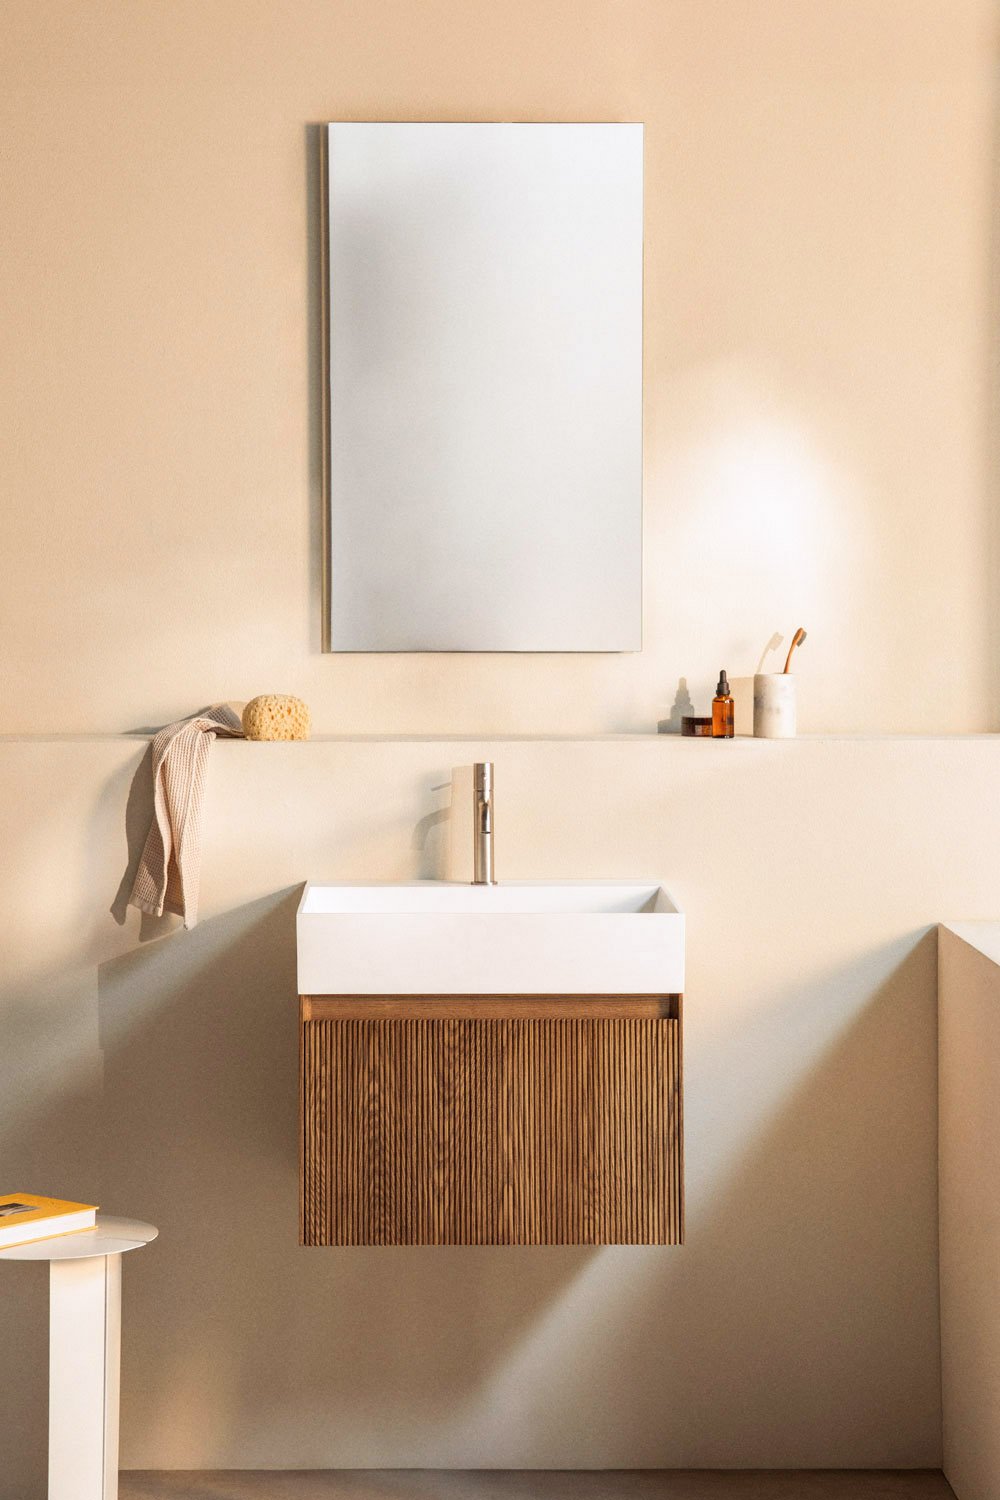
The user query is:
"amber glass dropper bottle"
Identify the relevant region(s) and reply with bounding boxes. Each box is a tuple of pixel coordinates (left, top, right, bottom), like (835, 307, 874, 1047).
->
(712, 670, 735, 738)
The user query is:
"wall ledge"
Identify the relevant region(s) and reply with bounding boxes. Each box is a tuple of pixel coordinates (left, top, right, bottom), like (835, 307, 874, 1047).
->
(2, 732, 1000, 746)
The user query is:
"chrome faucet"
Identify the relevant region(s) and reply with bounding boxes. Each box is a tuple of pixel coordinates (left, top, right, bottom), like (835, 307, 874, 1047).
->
(472, 762, 496, 885)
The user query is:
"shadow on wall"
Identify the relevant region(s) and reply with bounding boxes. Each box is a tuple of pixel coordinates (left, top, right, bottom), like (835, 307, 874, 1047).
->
(0, 745, 156, 1500)
(574, 931, 942, 1468)
(0, 843, 942, 1481)
(97, 891, 595, 1467)
(78, 892, 942, 1469)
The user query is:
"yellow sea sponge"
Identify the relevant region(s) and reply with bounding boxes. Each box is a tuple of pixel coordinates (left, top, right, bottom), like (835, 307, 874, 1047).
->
(242, 694, 311, 741)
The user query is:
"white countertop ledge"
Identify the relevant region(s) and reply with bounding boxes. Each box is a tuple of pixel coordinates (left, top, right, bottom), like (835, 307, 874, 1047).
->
(4, 732, 1000, 746)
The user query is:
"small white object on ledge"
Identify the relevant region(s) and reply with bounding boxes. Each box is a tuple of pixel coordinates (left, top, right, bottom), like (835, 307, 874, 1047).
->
(753, 673, 797, 739)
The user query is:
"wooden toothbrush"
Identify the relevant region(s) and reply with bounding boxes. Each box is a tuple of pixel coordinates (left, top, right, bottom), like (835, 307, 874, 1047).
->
(783, 627, 807, 673)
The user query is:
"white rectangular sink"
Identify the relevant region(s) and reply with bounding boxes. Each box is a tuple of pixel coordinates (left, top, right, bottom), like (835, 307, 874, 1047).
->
(297, 882, 684, 996)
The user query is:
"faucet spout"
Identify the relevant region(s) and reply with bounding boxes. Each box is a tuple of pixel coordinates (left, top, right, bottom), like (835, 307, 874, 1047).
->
(472, 762, 496, 885)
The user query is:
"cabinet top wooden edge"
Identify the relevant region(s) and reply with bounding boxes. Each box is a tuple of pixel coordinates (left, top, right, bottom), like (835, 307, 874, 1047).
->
(300, 994, 680, 1020)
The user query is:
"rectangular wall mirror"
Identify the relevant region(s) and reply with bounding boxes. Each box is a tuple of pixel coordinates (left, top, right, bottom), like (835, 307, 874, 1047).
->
(324, 122, 643, 652)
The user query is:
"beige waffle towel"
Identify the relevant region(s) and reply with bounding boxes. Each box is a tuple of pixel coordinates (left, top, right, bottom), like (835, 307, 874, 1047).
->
(129, 706, 244, 928)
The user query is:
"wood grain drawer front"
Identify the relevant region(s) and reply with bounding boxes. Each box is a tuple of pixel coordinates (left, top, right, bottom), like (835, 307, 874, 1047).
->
(300, 1007, 682, 1246)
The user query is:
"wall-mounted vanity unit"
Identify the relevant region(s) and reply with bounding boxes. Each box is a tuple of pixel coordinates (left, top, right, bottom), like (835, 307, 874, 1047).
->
(323, 122, 643, 652)
(297, 882, 684, 1246)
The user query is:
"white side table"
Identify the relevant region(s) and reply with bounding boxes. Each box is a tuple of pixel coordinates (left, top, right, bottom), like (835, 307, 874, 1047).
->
(0, 1214, 157, 1500)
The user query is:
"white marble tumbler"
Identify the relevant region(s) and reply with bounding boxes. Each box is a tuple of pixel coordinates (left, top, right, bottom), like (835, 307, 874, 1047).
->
(753, 673, 797, 738)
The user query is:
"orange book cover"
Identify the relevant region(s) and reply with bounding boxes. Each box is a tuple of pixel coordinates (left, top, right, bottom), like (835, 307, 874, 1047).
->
(0, 1193, 98, 1250)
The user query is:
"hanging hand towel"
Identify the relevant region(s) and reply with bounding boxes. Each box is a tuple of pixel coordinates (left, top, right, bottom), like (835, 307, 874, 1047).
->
(128, 705, 244, 929)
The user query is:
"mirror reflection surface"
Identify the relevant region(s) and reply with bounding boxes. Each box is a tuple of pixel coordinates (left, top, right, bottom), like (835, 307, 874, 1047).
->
(325, 122, 643, 652)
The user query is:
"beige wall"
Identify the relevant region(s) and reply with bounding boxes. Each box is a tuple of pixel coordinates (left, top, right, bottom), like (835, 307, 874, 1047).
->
(11, 733, 1000, 1486)
(939, 924, 1000, 1500)
(1, 0, 998, 735)
(2, 1, 999, 1489)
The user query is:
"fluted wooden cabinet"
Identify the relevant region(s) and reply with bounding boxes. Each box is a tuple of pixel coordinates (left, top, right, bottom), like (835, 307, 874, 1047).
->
(299, 995, 683, 1246)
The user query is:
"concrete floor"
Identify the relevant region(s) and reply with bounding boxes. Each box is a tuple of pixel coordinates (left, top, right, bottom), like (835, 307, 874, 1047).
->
(119, 1472, 956, 1500)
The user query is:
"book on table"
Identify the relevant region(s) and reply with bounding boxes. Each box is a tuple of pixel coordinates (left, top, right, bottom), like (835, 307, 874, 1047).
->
(0, 1193, 97, 1250)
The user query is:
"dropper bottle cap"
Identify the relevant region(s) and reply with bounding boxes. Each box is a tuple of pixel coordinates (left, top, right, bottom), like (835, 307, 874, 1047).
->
(716, 670, 730, 696)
